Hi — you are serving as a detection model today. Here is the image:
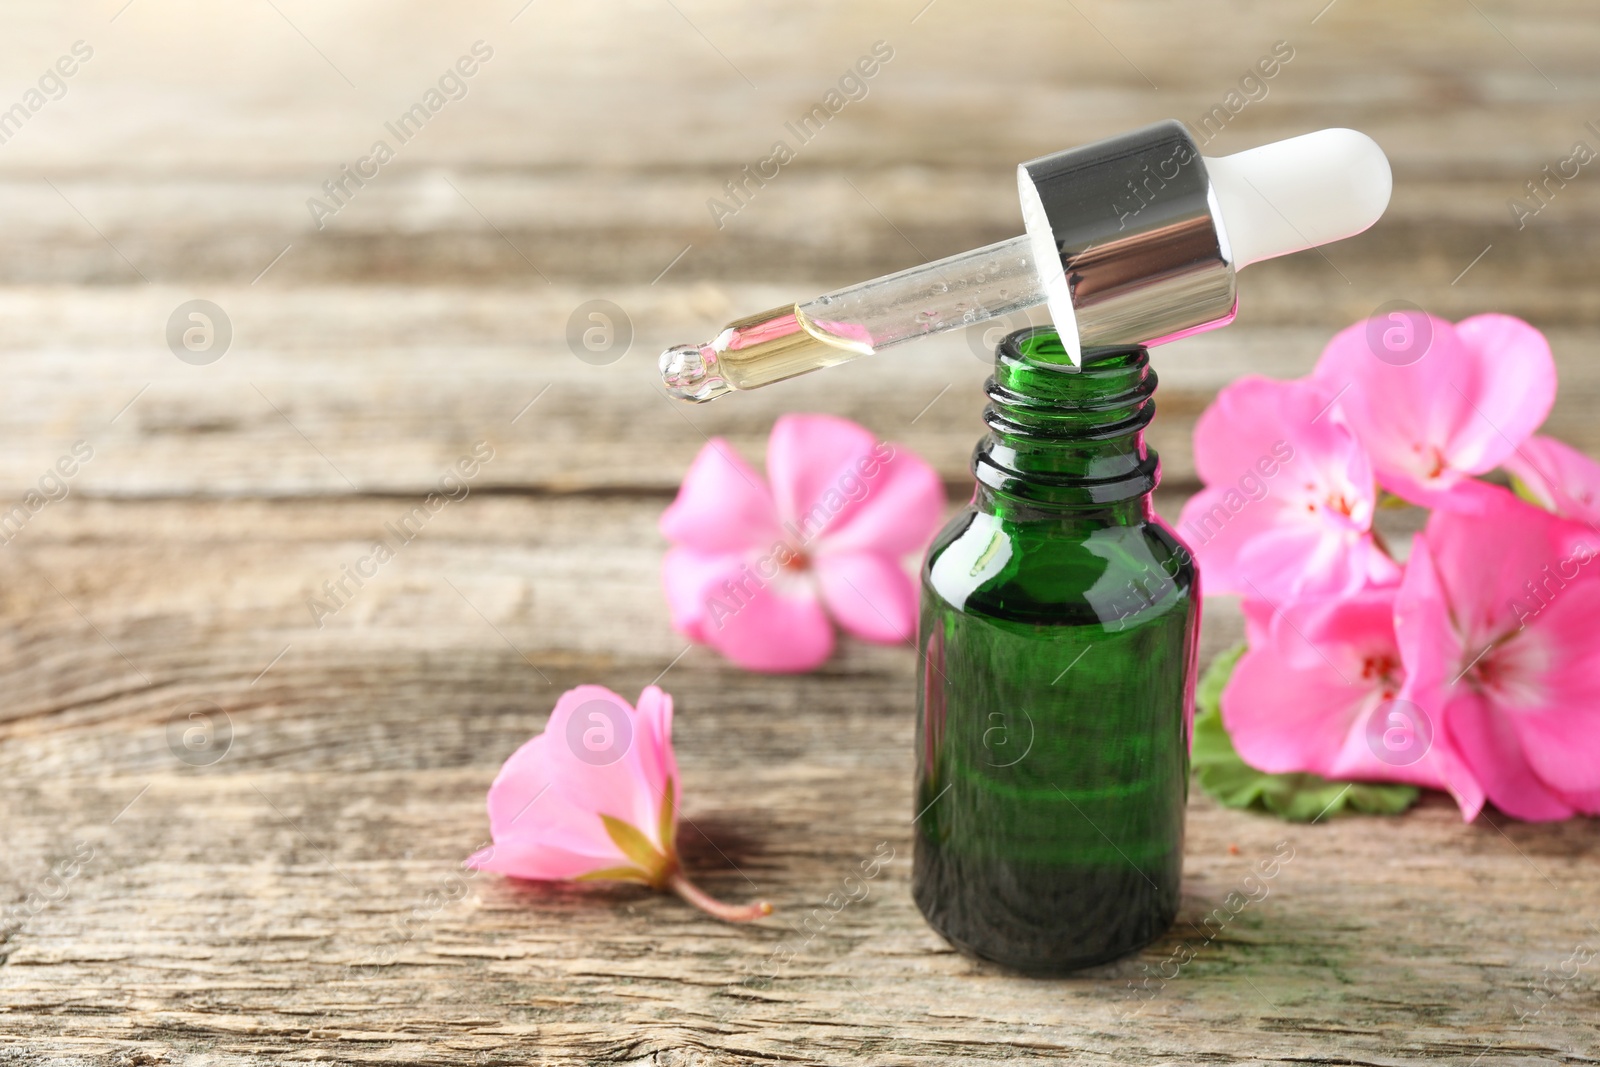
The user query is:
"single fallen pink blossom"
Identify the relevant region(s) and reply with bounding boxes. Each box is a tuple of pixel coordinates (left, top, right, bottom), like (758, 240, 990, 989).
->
(1395, 492, 1600, 821)
(1313, 312, 1556, 509)
(468, 685, 771, 922)
(660, 413, 944, 673)
(1176, 374, 1398, 601)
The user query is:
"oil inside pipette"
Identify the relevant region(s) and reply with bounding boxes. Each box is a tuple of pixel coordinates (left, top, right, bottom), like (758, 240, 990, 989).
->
(660, 304, 875, 402)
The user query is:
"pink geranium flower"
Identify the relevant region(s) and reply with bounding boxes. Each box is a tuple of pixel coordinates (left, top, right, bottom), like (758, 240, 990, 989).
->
(1313, 313, 1556, 509)
(1503, 433, 1600, 526)
(1395, 494, 1600, 821)
(1222, 590, 1462, 794)
(660, 413, 944, 673)
(468, 685, 771, 922)
(1176, 375, 1398, 601)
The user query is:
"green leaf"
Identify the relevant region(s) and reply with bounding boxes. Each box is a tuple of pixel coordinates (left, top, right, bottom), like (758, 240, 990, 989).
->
(600, 814, 669, 884)
(574, 865, 655, 885)
(658, 779, 677, 856)
(1193, 643, 1421, 822)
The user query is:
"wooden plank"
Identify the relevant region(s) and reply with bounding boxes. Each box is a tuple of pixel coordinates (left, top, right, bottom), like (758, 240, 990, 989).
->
(0, 287, 1595, 500)
(0, 2, 1595, 288)
(2, 0, 1598, 1060)
(0, 495, 1594, 1064)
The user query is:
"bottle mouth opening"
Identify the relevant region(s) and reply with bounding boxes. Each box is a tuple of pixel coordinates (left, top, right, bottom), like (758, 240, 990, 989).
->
(992, 327, 1154, 416)
(1001, 327, 1145, 373)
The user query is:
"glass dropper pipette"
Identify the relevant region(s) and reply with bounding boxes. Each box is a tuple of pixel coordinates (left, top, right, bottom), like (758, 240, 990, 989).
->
(660, 123, 1392, 402)
(660, 235, 1044, 401)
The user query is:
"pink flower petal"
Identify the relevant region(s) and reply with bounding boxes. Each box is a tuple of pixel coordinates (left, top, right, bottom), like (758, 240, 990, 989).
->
(1392, 535, 1488, 820)
(1555, 784, 1600, 816)
(765, 413, 881, 538)
(1224, 591, 1444, 789)
(1502, 434, 1600, 525)
(700, 576, 835, 673)
(1191, 375, 1325, 489)
(543, 685, 664, 846)
(475, 733, 622, 872)
(815, 446, 946, 558)
(662, 546, 748, 644)
(1415, 488, 1574, 648)
(1441, 689, 1574, 822)
(1421, 475, 1517, 515)
(1453, 313, 1558, 465)
(813, 551, 918, 644)
(633, 685, 680, 825)
(660, 438, 782, 554)
(1178, 375, 1393, 601)
(1495, 566, 1600, 794)
(1224, 631, 1379, 776)
(662, 413, 947, 673)
(1178, 487, 1394, 600)
(1395, 497, 1600, 820)
(1313, 313, 1555, 506)
(468, 837, 626, 880)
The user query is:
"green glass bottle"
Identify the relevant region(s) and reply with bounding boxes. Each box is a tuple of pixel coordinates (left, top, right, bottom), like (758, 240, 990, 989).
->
(913, 326, 1199, 973)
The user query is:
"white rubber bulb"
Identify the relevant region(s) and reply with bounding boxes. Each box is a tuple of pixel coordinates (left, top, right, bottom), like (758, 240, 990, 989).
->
(1204, 128, 1392, 269)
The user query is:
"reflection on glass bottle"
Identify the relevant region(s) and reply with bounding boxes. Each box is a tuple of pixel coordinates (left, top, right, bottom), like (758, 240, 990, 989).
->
(913, 327, 1200, 973)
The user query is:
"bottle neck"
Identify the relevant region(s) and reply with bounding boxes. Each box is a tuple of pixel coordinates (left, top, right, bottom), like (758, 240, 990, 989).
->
(972, 328, 1160, 520)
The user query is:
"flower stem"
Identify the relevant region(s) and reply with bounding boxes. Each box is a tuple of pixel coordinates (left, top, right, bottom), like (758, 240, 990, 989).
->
(667, 869, 773, 923)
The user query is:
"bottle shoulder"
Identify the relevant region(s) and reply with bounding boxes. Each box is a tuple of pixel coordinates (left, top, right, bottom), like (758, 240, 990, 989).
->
(924, 504, 1197, 627)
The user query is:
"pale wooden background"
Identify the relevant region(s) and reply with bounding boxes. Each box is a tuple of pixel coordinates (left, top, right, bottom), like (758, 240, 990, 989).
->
(1, 1, 1597, 1064)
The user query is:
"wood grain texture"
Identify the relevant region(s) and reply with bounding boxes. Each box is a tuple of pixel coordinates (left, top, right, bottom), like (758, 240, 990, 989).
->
(2, 0, 1599, 1063)
(2, 286, 1600, 499)
(0, 496, 1595, 1067)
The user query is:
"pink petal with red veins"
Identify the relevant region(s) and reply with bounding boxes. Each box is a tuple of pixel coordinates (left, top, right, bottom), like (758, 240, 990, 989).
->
(1224, 636, 1377, 776)
(1225, 591, 1446, 789)
(1313, 313, 1555, 507)
(660, 438, 781, 554)
(1179, 375, 1390, 600)
(816, 447, 946, 558)
(1502, 434, 1600, 524)
(813, 551, 919, 644)
(701, 576, 835, 673)
(1178, 485, 1391, 600)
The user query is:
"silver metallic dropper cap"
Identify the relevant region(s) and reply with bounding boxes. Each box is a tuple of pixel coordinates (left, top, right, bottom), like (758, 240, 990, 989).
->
(1017, 120, 1237, 364)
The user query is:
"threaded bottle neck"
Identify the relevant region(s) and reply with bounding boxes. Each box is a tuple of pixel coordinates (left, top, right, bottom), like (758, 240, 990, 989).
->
(973, 327, 1159, 514)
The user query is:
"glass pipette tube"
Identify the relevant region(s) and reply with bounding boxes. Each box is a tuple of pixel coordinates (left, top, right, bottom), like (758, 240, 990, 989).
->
(659, 235, 1042, 402)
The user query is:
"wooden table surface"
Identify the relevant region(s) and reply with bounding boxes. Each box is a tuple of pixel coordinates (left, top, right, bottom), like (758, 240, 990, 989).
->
(2, 1, 1598, 1063)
